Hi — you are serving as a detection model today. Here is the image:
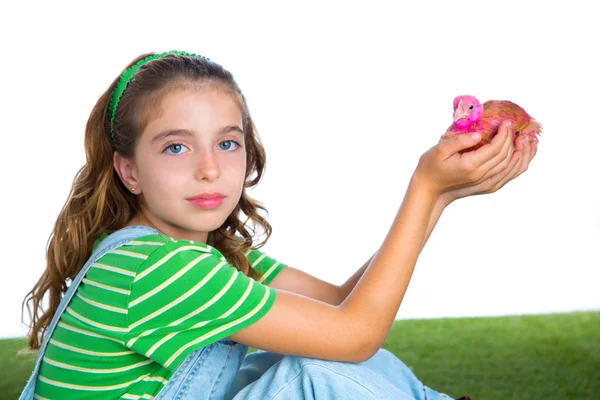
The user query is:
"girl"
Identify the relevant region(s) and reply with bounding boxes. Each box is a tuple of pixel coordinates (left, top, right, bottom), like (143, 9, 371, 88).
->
(20, 50, 537, 400)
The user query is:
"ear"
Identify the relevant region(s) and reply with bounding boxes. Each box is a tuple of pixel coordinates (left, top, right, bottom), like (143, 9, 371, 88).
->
(113, 151, 141, 194)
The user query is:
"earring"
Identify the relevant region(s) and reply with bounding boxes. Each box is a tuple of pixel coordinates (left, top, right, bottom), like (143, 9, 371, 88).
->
(131, 188, 136, 192)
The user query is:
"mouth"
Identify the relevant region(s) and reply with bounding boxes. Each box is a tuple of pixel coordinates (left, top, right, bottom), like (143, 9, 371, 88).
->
(454, 99, 466, 121)
(187, 196, 225, 209)
(454, 112, 467, 122)
(187, 192, 226, 200)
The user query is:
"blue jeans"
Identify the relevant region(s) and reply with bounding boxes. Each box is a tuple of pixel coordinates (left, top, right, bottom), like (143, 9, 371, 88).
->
(20, 225, 457, 400)
(229, 348, 454, 400)
(157, 341, 455, 400)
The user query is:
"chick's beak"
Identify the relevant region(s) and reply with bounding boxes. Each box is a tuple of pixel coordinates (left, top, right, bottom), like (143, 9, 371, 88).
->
(454, 99, 466, 121)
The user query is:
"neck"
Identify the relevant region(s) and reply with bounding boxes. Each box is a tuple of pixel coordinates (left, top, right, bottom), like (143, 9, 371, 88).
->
(453, 119, 478, 133)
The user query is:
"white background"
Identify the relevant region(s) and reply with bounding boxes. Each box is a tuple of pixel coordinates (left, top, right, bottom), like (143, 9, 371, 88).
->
(1, 1, 598, 339)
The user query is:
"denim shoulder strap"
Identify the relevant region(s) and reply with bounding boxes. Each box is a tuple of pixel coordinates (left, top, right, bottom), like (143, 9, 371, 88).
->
(19, 225, 159, 400)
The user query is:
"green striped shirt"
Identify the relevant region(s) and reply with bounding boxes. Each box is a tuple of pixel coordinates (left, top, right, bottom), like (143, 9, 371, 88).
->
(34, 234, 286, 399)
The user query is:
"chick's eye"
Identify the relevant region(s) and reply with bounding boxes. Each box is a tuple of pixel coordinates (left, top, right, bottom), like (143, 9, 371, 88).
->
(469, 105, 474, 110)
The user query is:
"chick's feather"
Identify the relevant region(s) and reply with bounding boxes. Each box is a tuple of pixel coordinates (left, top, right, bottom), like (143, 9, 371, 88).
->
(446, 95, 543, 153)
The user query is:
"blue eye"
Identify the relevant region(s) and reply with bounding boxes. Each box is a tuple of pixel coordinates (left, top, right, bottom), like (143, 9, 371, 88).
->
(219, 140, 240, 151)
(163, 140, 241, 155)
(164, 142, 188, 155)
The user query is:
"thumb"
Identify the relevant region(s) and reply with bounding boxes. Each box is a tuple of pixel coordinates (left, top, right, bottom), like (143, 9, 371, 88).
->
(442, 132, 481, 156)
(439, 131, 457, 141)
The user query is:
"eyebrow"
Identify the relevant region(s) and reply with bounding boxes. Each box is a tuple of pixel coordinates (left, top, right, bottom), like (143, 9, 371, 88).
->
(151, 125, 244, 144)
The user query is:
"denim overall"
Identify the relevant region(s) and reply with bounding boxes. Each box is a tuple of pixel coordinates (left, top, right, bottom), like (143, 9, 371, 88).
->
(20, 225, 458, 400)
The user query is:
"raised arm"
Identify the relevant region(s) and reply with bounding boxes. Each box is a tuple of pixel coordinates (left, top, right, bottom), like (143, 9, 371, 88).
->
(339, 193, 449, 301)
(339, 120, 532, 301)
(227, 178, 436, 362)
(227, 128, 514, 362)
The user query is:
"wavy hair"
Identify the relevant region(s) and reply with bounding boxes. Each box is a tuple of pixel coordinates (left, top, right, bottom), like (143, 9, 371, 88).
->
(22, 52, 272, 349)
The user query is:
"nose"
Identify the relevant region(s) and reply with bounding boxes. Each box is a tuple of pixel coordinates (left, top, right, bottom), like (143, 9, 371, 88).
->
(194, 147, 220, 182)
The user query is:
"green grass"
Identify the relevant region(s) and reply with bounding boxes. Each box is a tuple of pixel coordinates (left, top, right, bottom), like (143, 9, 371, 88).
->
(3, 311, 598, 399)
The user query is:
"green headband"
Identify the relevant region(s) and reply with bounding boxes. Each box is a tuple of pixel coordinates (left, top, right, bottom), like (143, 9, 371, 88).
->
(108, 50, 211, 140)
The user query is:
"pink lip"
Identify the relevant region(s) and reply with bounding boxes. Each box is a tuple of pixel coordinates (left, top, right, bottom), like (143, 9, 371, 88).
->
(187, 192, 225, 200)
(188, 197, 225, 209)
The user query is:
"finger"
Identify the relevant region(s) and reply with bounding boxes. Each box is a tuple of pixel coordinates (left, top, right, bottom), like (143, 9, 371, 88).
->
(501, 146, 523, 181)
(514, 136, 532, 178)
(494, 150, 523, 189)
(478, 138, 519, 183)
(469, 120, 511, 167)
(494, 132, 524, 181)
(475, 121, 514, 174)
(514, 134, 524, 152)
(496, 151, 523, 190)
(508, 148, 525, 179)
(477, 147, 511, 182)
(473, 141, 521, 193)
(530, 136, 538, 161)
(439, 132, 483, 159)
(439, 131, 457, 142)
(440, 133, 456, 142)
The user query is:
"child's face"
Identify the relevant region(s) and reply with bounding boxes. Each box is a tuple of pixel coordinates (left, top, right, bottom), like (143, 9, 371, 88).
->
(132, 86, 247, 243)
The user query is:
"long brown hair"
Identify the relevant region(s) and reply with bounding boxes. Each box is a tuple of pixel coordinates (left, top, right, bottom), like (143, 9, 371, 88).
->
(22, 52, 273, 350)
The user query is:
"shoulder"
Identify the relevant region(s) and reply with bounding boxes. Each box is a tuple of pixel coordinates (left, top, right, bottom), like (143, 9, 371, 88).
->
(130, 234, 229, 275)
(127, 235, 243, 310)
(118, 233, 282, 281)
(126, 236, 275, 323)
